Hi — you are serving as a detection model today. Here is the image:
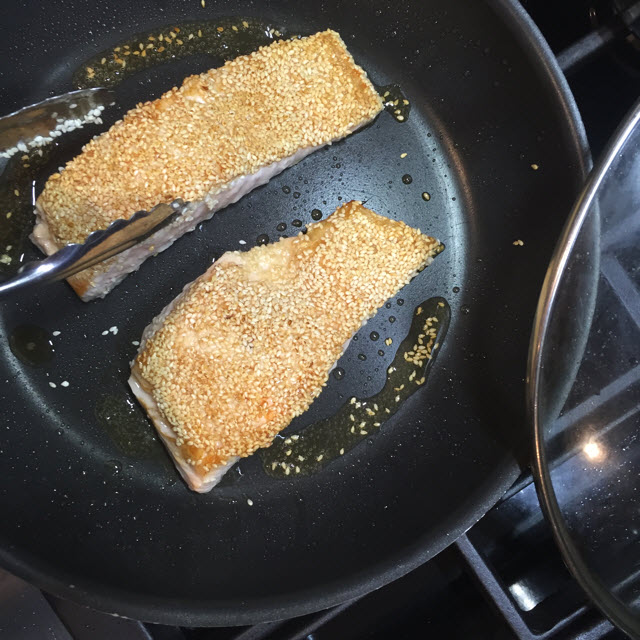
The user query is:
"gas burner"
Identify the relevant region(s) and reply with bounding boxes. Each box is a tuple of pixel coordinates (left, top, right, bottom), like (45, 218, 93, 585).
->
(584, 0, 640, 74)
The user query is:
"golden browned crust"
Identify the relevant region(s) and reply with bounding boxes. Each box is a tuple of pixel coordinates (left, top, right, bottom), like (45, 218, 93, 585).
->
(132, 201, 439, 483)
(35, 30, 382, 295)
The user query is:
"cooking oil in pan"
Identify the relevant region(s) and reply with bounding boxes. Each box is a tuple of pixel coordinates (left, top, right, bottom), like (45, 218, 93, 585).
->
(73, 18, 294, 90)
(261, 296, 450, 477)
(377, 84, 411, 123)
(8, 324, 54, 366)
(0, 148, 54, 277)
(95, 393, 163, 459)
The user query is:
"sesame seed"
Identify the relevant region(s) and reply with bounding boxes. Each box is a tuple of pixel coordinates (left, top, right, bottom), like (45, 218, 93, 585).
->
(49, 382, 57, 388)
(395, 395, 400, 402)
(285, 449, 292, 456)
(101, 330, 109, 336)
(247, 498, 253, 506)
(400, 152, 407, 158)
(52, 331, 61, 336)
(295, 466, 300, 473)
(291, 435, 299, 441)
(61, 381, 70, 387)
(232, 25, 238, 31)
(385, 338, 392, 346)
(316, 454, 323, 461)
(217, 26, 224, 32)
(13, 189, 19, 197)
(531, 163, 539, 170)
(285, 467, 291, 475)
(132, 340, 140, 346)
(242, 20, 249, 27)
(360, 430, 367, 435)
(201, 0, 205, 6)
(339, 448, 345, 455)
(6, 212, 12, 219)
(397, 115, 405, 121)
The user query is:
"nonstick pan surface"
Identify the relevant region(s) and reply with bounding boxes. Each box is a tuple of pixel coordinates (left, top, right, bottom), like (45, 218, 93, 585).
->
(0, 0, 588, 626)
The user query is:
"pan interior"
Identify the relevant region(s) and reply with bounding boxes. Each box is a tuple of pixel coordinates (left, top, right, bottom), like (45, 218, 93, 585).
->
(0, 0, 586, 625)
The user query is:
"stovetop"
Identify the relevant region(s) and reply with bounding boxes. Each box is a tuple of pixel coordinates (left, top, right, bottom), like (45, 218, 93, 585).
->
(1, 1, 639, 638)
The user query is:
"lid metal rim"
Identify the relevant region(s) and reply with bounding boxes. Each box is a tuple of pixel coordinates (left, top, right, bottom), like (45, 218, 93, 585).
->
(528, 98, 640, 639)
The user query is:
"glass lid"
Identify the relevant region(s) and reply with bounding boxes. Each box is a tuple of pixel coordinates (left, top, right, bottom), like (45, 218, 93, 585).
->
(529, 98, 640, 639)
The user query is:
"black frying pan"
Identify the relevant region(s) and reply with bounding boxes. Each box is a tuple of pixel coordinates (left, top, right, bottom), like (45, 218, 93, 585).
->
(0, 0, 587, 626)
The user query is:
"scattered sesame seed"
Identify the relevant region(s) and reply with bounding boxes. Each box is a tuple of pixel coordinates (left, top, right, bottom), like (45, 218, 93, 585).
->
(101, 57, 106, 64)
(247, 498, 253, 506)
(217, 26, 224, 32)
(198, 29, 202, 37)
(239, 239, 246, 245)
(395, 395, 400, 402)
(49, 382, 57, 388)
(400, 152, 407, 158)
(52, 331, 61, 336)
(417, 306, 423, 315)
(201, 0, 205, 7)
(513, 239, 524, 246)
(132, 340, 140, 346)
(373, 422, 381, 427)
(366, 408, 375, 416)
(531, 163, 539, 170)
(13, 189, 19, 197)
(295, 466, 300, 473)
(339, 448, 345, 455)
(316, 454, 324, 461)
(285, 466, 291, 475)
(101, 330, 109, 336)
(349, 414, 355, 421)
(232, 25, 239, 31)
(350, 426, 355, 433)
(109, 326, 118, 335)
(350, 397, 356, 405)
(271, 462, 277, 470)
(291, 435, 299, 441)
(385, 338, 392, 346)
(397, 115, 405, 121)
(6, 212, 12, 219)
(285, 449, 292, 456)
(242, 20, 249, 27)
(360, 430, 368, 435)
(61, 381, 69, 387)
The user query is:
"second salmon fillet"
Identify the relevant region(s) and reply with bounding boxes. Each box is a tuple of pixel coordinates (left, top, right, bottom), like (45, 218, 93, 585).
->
(129, 201, 440, 492)
(33, 30, 383, 301)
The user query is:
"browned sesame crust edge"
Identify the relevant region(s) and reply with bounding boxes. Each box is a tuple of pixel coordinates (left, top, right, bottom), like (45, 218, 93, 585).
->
(130, 201, 439, 489)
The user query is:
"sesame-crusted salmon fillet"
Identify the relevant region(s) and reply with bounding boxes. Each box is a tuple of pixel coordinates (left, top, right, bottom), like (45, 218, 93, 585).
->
(32, 30, 383, 301)
(128, 201, 440, 492)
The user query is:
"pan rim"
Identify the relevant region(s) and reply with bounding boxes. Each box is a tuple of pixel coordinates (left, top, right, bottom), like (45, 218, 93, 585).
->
(0, 0, 590, 627)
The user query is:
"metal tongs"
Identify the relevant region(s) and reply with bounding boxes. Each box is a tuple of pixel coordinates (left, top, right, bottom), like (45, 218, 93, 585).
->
(0, 201, 184, 297)
(0, 88, 185, 297)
